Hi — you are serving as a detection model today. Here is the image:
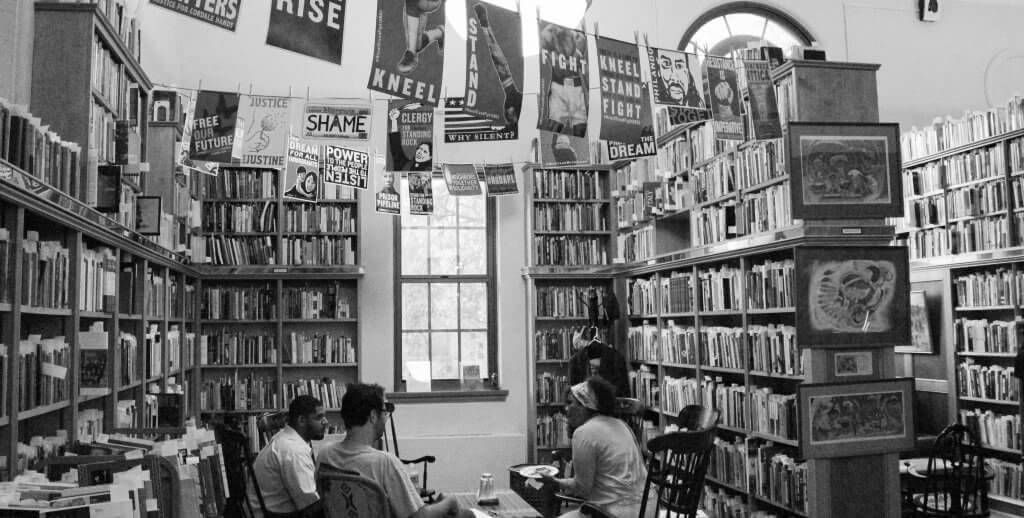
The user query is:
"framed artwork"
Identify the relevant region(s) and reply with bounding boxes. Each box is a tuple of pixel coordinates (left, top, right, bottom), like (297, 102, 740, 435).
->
(919, 0, 941, 22)
(95, 165, 122, 214)
(786, 122, 902, 219)
(896, 290, 935, 354)
(799, 378, 916, 459)
(834, 351, 874, 377)
(136, 196, 162, 235)
(795, 246, 910, 348)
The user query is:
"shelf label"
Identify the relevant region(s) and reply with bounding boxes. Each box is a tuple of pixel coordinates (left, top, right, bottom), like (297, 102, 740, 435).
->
(646, 259, 657, 266)
(273, 268, 287, 273)
(841, 228, 863, 235)
(612, 257, 626, 264)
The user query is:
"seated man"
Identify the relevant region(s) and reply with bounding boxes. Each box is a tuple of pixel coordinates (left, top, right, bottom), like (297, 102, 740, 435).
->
(252, 395, 327, 518)
(318, 383, 467, 518)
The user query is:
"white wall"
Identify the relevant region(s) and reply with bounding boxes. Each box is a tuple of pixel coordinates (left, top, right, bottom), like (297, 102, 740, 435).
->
(0, 0, 35, 105)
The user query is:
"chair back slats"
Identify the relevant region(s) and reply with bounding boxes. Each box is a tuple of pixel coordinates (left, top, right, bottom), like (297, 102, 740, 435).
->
(640, 428, 717, 518)
(911, 423, 990, 517)
(317, 464, 392, 518)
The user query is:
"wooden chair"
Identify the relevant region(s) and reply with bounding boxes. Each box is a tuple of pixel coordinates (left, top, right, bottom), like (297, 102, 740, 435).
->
(316, 463, 392, 518)
(907, 423, 990, 517)
(614, 397, 647, 442)
(379, 402, 438, 503)
(677, 405, 720, 431)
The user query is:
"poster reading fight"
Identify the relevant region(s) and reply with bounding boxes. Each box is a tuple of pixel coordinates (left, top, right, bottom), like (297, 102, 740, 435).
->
(464, 0, 523, 133)
(443, 97, 518, 143)
(376, 170, 401, 215)
(284, 136, 321, 203)
(322, 144, 369, 190)
(237, 95, 290, 168)
(483, 163, 518, 196)
(150, 0, 240, 31)
(537, 20, 589, 137)
(443, 164, 481, 196)
(703, 56, 744, 140)
(190, 90, 240, 164)
(596, 36, 655, 160)
(386, 100, 434, 172)
(266, 0, 346, 63)
(304, 103, 371, 140)
(647, 43, 710, 123)
(367, 0, 445, 105)
(408, 170, 434, 214)
(739, 60, 782, 140)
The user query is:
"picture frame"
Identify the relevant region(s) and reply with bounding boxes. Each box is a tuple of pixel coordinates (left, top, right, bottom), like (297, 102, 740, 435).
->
(834, 351, 874, 377)
(919, 0, 941, 22)
(786, 122, 902, 219)
(795, 246, 910, 348)
(896, 290, 935, 354)
(95, 164, 122, 214)
(798, 378, 915, 459)
(136, 196, 162, 236)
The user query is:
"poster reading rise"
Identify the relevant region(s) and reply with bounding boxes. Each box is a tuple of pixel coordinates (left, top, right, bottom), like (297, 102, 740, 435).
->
(537, 20, 589, 137)
(376, 170, 401, 215)
(266, 0, 346, 63)
(596, 36, 655, 160)
(464, 1, 523, 130)
(367, 0, 445, 105)
(483, 163, 518, 196)
(739, 60, 782, 140)
(646, 42, 710, 122)
(408, 170, 434, 214)
(703, 56, 744, 141)
(189, 90, 240, 164)
(322, 144, 369, 189)
(284, 136, 321, 203)
(149, 0, 241, 31)
(386, 100, 434, 172)
(237, 95, 291, 168)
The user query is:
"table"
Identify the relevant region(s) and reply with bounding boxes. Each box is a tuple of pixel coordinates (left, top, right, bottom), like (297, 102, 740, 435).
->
(451, 490, 543, 518)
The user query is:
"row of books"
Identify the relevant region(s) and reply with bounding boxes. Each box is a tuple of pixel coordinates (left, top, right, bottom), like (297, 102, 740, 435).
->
(749, 324, 802, 377)
(166, 325, 194, 372)
(534, 326, 590, 361)
(946, 180, 1006, 219)
(532, 235, 609, 266)
(698, 265, 743, 311)
(284, 203, 357, 233)
(905, 162, 944, 197)
(533, 202, 608, 232)
(706, 377, 748, 430)
(0, 98, 82, 197)
(751, 388, 797, 440)
(0, 229, 9, 303)
(203, 168, 279, 199)
(200, 332, 277, 366)
(18, 335, 70, 411)
(746, 259, 793, 310)
(754, 443, 808, 514)
(960, 408, 1020, 452)
(283, 283, 354, 319)
(282, 378, 347, 409)
(630, 365, 659, 409)
(617, 224, 655, 263)
(200, 374, 279, 411)
(628, 277, 657, 316)
(21, 231, 70, 309)
(662, 321, 698, 365)
(957, 361, 1019, 402)
(905, 194, 946, 229)
(283, 332, 356, 364)
(79, 245, 117, 313)
(955, 318, 1020, 354)
(989, 458, 1024, 502)
(908, 226, 949, 259)
(535, 285, 609, 318)
(145, 323, 163, 379)
(737, 183, 793, 238)
(202, 201, 277, 233)
(943, 145, 1007, 187)
(115, 395, 158, 429)
(536, 412, 570, 448)
(144, 269, 166, 318)
(701, 326, 745, 370)
(735, 139, 786, 190)
(169, 277, 196, 320)
(662, 271, 695, 314)
(78, 323, 109, 396)
(953, 269, 1016, 307)
(693, 156, 737, 204)
(627, 321, 659, 362)
(536, 372, 569, 405)
(532, 169, 608, 200)
(693, 204, 738, 248)
(901, 93, 1024, 160)
(204, 235, 277, 265)
(662, 375, 699, 417)
(202, 284, 277, 320)
(283, 235, 357, 266)
(119, 331, 138, 386)
(710, 437, 747, 489)
(701, 488, 748, 518)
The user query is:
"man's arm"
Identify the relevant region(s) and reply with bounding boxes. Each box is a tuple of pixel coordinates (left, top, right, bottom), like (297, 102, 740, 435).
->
(409, 495, 460, 518)
(280, 446, 321, 512)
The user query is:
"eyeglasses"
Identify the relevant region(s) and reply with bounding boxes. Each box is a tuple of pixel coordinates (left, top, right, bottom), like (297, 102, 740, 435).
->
(379, 401, 395, 416)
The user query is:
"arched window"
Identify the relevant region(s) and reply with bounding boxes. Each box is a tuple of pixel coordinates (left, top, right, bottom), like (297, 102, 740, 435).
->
(678, 2, 813, 57)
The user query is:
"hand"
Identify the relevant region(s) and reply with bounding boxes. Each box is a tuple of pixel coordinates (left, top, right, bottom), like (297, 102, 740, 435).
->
(438, 494, 460, 515)
(389, 108, 400, 122)
(539, 474, 559, 488)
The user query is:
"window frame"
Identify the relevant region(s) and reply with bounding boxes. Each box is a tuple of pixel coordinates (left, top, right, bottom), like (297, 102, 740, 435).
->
(392, 175, 499, 395)
(677, 2, 814, 55)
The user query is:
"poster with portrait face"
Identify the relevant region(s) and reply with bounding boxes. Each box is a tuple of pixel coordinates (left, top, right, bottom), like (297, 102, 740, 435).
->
(284, 136, 321, 203)
(408, 170, 434, 214)
(367, 0, 445, 105)
(537, 20, 589, 137)
(464, 0, 523, 129)
(237, 95, 291, 168)
(376, 170, 401, 215)
(702, 56, 744, 140)
(647, 45, 710, 120)
(387, 100, 435, 172)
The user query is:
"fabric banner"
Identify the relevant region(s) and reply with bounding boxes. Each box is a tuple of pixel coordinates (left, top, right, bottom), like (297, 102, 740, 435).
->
(443, 97, 518, 143)
(703, 56, 744, 140)
(376, 170, 401, 214)
(189, 90, 240, 164)
(596, 36, 655, 160)
(483, 163, 518, 196)
(149, 0, 240, 31)
(304, 102, 370, 140)
(408, 170, 434, 214)
(539, 129, 589, 166)
(237, 95, 291, 168)
(537, 20, 589, 137)
(322, 144, 369, 189)
(367, 0, 445, 105)
(647, 43, 709, 122)
(387, 100, 434, 172)
(443, 164, 481, 196)
(739, 60, 782, 140)
(464, 0, 523, 130)
(284, 136, 321, 203)
(266, 0, 346, 63)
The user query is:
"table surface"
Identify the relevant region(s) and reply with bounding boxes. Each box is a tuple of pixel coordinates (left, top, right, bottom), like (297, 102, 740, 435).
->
(450, 490, 543, 518)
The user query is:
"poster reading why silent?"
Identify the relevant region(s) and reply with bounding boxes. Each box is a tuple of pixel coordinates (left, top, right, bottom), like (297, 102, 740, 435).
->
(190, 90, 240, 164)
(237, 95, 291, 168)
(266, 0, 346, 63)
(284, 136, 321, 203)
(367, 0, 445, 105)
(376, 170, 401, 215)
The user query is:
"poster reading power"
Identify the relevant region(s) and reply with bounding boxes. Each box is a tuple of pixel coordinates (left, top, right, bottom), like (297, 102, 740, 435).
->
(367, 0, 445, 105)
(266, 0, 346, 63)
(464, 0, 523, 131)
(189, 90, 240, 164)
(537, 19, 589, 137)
(322, 144, 369, 189)
(596, 36, 655, 160)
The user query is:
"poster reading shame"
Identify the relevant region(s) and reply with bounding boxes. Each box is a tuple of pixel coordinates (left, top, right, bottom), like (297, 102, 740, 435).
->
(284, 136, 320, 203)
(739, 60, 782, 140)
(387, 100, 434, 172)
(304, 103, 370, 140)
(537, 20, 589, 137)
(190, 90, 240, 164)
(150, 0, 241, 31)
(322, 144, 369, 190)
(483, 163, 518, 196)
(367, 0, 445, 105)
(464, 0, 523, 130)
(237, 95, 291, 168)
(266, 0, 346, 63)
(703, 56, 744, 141)
(596, 36, 655, 160)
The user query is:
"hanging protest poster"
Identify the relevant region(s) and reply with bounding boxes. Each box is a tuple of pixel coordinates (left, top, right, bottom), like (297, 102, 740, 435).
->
(539, 129, 589, 166)
(596, 35, 655, 160)
(237, 95, 291, 168)
(465, 0, 523, 130)
(322, 144, 369, 189)
(376, 170, 401, 215)
(738, 60, 782, 140)
(149, 0, 241, 32)
(284, 136, 320, 203)
(303, 102, 370, 140)
(443, 97, 518, 143)
(387, 100, 434, 172)
(647, 42, 710, 118)
(443, 163, 481, 196)
(408, 170, 434, 214)
(537, 19, 589, 137)
(266, 0, 346, 63)
(367, 0, 445, 105)
(189, 90, 240, 164)
(703, 55, 744, 140)
(483, 163, 518, 196)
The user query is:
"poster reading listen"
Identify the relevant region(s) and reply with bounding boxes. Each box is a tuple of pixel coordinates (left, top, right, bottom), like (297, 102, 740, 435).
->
(322, 144, 369, 190)
(367, 0, 445, 105)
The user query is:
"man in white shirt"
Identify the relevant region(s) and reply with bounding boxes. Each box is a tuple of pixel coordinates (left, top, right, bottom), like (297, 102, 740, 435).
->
(253, 395, 328, 518)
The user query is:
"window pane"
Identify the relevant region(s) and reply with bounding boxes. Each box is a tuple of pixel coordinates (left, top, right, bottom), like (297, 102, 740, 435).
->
(458, 229, 487, 275)
(460, 283, 488, 329)
(725, 12, 767, 39)
(461, 332, 487, 379)
(402, 284, 429, 330)
(430, 283, 458, 329)
(401, 228, 429, 275)
(431, 332, 459, 379)
(763, 21, 802, 55)
(429, 229, 459, 274)
(458, 196, 485, 228)
(402, 332, 429, 381)
(431, 187, 458, 228)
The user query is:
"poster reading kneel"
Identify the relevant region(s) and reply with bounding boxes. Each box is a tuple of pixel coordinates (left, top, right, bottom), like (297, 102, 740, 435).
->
(596, 36, 655, 160)
(322, 144, 369, 190)
(284, 136, 320, 203)
(367, 0, 445, 105)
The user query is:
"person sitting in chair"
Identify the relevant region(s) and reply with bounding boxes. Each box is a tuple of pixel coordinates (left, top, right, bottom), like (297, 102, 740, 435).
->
(252, 395, 327, 518)
(318, 383, 469, 518)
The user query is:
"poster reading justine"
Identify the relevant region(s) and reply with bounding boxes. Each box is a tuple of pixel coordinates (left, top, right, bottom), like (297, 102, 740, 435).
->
(237, 95, 291, 168)
(189, 90, 240, 164)
(322, 144, 369, 189)
(703, 56, 744, 141)
(284, 136, 321, 203)
(367, 0, 445, 105)
(537, 20, 589, 138)
(149, 0, 240, 31)
(266, 0, 346, 63)
(464, 0, 523, 130)
(596, 36, 655, 160)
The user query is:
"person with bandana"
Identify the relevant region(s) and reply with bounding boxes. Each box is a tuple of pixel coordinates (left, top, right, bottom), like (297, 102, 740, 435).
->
(541, 377, 653, 518)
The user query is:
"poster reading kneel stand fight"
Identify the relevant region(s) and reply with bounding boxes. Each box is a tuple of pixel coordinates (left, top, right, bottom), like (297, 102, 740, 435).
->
(367, 0, 445, 105)
(596, 34, 655, 160)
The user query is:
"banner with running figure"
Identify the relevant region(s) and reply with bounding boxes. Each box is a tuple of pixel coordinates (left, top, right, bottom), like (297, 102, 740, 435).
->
(464, 0, 523, 130)
(367, 0, 445, 105)
(596, 35, 655, 159)
(537, 19, 589, 137)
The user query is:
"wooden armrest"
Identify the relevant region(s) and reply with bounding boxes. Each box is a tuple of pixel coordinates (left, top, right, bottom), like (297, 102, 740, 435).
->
(399, 455, 436, 464)
(555, 493, 584, 505)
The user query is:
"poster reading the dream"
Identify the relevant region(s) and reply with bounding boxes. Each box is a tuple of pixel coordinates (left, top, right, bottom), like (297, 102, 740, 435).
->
(387, 100, 434, 172)
(537, 20, 589, 137)
(237, 95, 291, 168)
(596, 36, 655, 160)
(266, 0, 346, 63)
(376, 170, 401, 215)
(408, 170, 434, 214)
(464, 0, 523, 131)
(443, 97, 518, 143)
(443, 164, 481, 196)
(304, 102, 370, 140)
(322, 144, 369, 190)
(739, 60, 782, 140)
(539, 129, 589, 166)
(190, 90, 240, 164)
(149, 0, 240, 31)
(703, 56, 744, 140)
(367, 0, 445, 105)
(284, 136, 320, 203)
(483, 163, 518, 196)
